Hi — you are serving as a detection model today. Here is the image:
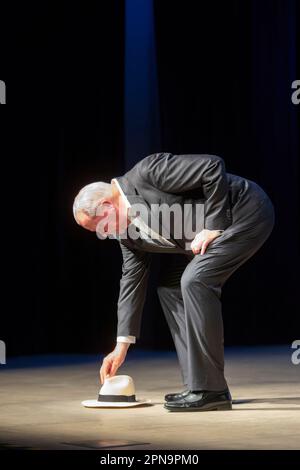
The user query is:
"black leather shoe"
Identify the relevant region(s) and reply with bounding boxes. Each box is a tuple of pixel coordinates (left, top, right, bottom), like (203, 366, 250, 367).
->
(164, 389, 232, 412)
(164, 389, 191, 402)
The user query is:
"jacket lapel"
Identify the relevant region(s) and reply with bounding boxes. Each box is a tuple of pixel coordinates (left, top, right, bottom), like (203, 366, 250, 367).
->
(115, 176, 176, 247)
(115, 176, 154, 231)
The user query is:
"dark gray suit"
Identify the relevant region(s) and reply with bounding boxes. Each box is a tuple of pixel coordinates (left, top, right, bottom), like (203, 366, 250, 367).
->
(114, 153, 275, 391)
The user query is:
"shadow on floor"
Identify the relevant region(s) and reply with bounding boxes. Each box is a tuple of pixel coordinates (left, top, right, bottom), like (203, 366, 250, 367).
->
(233, 396, 300, 405)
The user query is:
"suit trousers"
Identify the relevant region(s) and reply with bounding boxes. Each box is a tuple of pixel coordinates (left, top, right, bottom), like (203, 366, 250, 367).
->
(157, 195, 275, 391)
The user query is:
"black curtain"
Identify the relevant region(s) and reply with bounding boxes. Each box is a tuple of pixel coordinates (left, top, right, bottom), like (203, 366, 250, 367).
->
(2, 1, 126, 355)
(1, 1, 299, 356)
(153, 0, 299, 345)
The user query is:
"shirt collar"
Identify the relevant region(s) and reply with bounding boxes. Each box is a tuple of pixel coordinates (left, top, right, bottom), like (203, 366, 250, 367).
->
(111, 178, 138, 220)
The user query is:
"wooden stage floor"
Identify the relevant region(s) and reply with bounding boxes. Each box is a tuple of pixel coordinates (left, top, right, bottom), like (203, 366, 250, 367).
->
(0, 346, 299, 450)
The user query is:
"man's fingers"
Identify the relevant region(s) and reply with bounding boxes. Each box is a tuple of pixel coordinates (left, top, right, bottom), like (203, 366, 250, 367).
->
(110, 354, 125, 378)
(99, 353, 125, 384)
(201, 240, 210, 255)
(110, 360, 120, 377)
(201, 241, 209, 255)
(192, 240, 203, 254)
(100, 358, 111, 384)
(100, 366, 105, 384)
(192, 230, 221, 255)
(104, 363, 112, 381)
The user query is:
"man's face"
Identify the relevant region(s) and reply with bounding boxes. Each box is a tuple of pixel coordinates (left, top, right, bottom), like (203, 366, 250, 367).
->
(76, 211, 106, 232)
(77, 201, 127, 237)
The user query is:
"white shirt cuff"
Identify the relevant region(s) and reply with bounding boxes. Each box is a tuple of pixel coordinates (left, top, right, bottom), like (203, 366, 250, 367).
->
(117, 335, 136, 344)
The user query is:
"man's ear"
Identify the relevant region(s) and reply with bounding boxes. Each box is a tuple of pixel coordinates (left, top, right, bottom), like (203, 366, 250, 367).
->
(96, 199, 114, 216)
(102, 200, 115, 210)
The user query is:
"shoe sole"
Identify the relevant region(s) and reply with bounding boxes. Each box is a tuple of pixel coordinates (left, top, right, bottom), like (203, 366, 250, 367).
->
(164, 401, 232, 412)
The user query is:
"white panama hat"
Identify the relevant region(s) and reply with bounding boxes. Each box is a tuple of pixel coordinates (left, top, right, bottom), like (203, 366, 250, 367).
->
(82, 375, 152, 408)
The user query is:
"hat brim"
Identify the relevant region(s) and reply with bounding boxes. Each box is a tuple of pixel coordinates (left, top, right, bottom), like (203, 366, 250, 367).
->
(81, 398, 152, 408)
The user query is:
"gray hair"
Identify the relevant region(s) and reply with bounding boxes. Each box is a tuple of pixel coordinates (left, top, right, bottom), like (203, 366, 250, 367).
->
(73, 181, 112, 223)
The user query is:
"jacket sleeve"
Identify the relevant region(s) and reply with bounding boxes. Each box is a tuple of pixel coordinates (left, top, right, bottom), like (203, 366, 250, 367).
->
(138, 153, 232, 230)
(116, 241, 152, 339)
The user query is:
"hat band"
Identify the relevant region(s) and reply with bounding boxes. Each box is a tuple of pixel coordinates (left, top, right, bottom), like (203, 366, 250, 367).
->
(98, 394, 136, 403)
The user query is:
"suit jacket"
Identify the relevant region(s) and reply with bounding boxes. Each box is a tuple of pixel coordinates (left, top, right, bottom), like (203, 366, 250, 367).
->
(114, 153, 267, 339)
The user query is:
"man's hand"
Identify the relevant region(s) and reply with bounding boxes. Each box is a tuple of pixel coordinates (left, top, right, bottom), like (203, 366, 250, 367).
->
(191, 229, 223, 255)
(99, 342, 130, 384)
